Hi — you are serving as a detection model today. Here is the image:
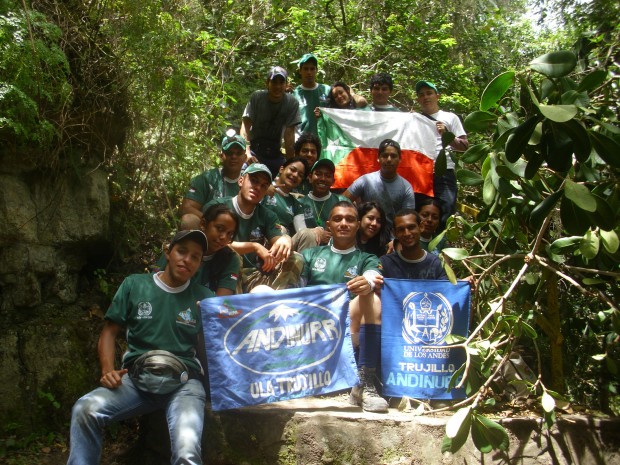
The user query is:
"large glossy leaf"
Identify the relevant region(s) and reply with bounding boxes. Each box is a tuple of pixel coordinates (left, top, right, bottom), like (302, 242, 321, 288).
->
(493, 126, 516, 150)
(529, 122, 543, 145)
(464, 111, 497, 133)
(480, 71, 515, 111)
(495, 165, 519, 181)
(441, 430, 469, 454)
(585, 194, 616, 231)
(580, 229, 600, 259)
(549, 236, 582, 255)
(446, 406, 472, 438)
(441, 131, 456, 148)
(561, 90, 590, 107)
(558, 119, 591, 162)
(564, 179, 596, 212)
(560, 76, 578, 91)
(600, 229, 619, 254)
(589, 131, 620, 168)
(471, 414, 510, 453)
(540, 78, 556, 101)
(520, 180, 543, 202)
(529, 190, 563, 229)
(505, 116, 539, 162)
(560, 196, 589, 235)
(542, 123, 573, 172)
(519, 75, 539, 110)
(483, 172, 496, 205)
(457, 169, 483, 186)
(442, 248, 470, 260)
(577, 69, 607, 92)
(428, 230, 446, 252)
(542, 391, 556, 413)
(461, 143, 490, 163)
(530, 51, 577, 78)
(443, 260, 457, 284)
(435, 148, 447, 177)
(524, 150, 544, 179)
(538, 104, 578, 122)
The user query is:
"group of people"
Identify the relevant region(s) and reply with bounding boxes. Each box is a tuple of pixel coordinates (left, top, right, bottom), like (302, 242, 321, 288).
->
(66, 53, 468, 465)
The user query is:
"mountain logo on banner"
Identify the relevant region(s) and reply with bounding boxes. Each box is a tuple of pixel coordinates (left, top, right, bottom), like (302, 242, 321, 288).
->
(224, 300, 343, 375)
(402, 292, 453, 345)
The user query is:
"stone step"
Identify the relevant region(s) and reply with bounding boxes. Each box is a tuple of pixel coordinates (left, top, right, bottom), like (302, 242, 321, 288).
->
(124, 395, 620, 465)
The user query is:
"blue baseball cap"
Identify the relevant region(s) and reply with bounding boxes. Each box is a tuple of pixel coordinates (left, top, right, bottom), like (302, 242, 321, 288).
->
(170, 229, 208, 251)
(267, 66, 288, 81)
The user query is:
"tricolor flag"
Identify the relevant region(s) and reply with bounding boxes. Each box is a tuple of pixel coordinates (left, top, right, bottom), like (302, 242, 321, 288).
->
(317, 108, 438, 195)
(200, 284, 358, 410)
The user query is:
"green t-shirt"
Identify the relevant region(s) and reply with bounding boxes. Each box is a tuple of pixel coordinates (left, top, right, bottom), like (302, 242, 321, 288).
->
(261, 191, 305, 234)
(185, 168, 240, 206)
(105, 273, 213, 372)
(294, 83, 331, 135)
(204, 197, 283, 268)
(301, 245, 381, 288)
(299, 192, 350, 228)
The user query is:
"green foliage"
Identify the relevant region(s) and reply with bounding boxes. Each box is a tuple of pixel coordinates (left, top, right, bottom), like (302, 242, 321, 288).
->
(439, 39, 619, 453)
(4, 0, 619, 453)
(0, 8, 70, 150)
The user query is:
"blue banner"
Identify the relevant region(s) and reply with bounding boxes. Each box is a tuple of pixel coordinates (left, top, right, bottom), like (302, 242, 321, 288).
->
(381, 279, 470, 399)
(200, 284, 359, 411)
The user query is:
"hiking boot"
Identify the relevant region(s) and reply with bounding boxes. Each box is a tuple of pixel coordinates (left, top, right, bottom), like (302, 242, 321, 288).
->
(349, 367, 388, 413)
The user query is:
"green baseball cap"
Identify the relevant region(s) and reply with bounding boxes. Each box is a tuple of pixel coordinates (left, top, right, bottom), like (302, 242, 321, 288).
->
(242, 163, 273, 182)
(310, 158, 335, 173)
(299, 53, 318, 67)
(415, 80, 438, 93)
(221, 133, 246, 152)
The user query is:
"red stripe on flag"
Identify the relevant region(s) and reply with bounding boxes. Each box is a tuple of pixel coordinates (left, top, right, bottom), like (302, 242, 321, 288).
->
(333, 148, 435, 197)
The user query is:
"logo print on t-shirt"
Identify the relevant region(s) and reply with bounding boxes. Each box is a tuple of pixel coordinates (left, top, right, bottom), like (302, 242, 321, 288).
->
(137, 301, 153, 319)
(177, 308, 197, 326)
(344, 265, 358, 279)
(312, 258, 327, 272)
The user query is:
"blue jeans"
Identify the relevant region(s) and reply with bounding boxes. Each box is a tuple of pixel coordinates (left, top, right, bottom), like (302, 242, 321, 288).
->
(67, 374, 205, 465)
(433, 169, 457, 231)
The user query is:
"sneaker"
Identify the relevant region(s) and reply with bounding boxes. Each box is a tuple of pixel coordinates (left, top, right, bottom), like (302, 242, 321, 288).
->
(349, 367, 388, 413)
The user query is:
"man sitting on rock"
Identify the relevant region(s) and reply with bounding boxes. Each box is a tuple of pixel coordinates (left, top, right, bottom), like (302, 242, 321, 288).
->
(299, 201, 388, 413)
(66, 229, 212, 465)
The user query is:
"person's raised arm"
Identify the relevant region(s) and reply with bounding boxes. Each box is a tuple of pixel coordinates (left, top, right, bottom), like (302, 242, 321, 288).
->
(343, 189, 359, 205)
(450, 134, 469, 152)
(269, 234, 292, 263)
(240, 118, 256, 164)
(180, 198, 204, 218)
(98, 321, 127, 389)
(230, 241, 277, 272)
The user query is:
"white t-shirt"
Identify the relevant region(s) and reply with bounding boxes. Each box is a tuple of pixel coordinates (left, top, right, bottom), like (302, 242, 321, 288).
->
(428, 110, 466, 169)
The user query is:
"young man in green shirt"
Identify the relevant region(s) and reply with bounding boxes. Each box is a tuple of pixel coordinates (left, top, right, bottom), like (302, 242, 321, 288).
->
(181, 133, 247, 219)
(67, 230, 212, 465)
(300, 202, 388, 413)
(293, 158, 350, 251)
(293, 53, 331, 136)
(203, 163, 293, 289)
